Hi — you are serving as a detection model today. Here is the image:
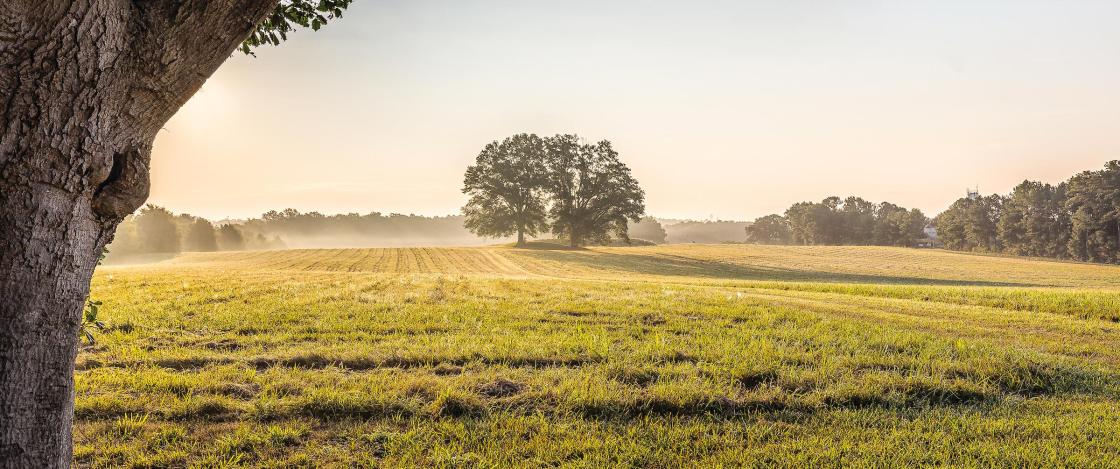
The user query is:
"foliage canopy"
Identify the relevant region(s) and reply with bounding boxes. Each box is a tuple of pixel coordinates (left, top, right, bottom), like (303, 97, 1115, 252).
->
(462, 134, 646, 247)
(461, 134, 550, 245)
(935, 161, 1120, 263)
(545, 135, 645, 247)
(241, 0, 355, 54)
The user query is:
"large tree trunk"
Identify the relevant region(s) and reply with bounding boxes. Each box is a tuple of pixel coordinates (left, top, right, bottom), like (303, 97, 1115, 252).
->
(0, 185, 108, 467)
(516, 229, 525, 247)
(0, 1, 276, 466)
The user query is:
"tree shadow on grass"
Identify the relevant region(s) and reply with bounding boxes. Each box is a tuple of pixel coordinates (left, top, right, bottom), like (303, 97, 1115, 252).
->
(516, 249, 1037, 287)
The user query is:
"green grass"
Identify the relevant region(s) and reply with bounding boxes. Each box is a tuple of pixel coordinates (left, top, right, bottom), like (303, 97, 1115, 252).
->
(76, 245, 1120, 467)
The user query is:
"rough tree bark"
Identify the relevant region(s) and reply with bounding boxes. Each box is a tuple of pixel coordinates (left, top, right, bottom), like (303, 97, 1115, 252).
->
(0, 1, 277, 466)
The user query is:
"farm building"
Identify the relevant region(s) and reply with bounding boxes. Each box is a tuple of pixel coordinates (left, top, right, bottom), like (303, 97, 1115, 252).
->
(917, 223, 942, 248)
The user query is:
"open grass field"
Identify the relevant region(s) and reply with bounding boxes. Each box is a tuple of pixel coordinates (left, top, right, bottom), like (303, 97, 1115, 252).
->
(77, 245, 1120, 467)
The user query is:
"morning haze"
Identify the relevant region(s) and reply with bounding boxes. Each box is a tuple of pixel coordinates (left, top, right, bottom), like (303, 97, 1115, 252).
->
(152, 0, 1120, 222)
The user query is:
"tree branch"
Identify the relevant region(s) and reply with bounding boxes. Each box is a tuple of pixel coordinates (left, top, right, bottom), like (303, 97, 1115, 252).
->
(120, 0, 279, 138)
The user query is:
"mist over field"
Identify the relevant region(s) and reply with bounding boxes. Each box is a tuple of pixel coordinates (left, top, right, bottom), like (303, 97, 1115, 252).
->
(236, 214, 504, 249)
(102, 206, 765, 264)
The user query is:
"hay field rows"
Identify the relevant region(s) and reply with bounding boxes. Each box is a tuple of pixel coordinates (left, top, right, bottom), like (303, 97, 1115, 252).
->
(77, 245, 1120, 467)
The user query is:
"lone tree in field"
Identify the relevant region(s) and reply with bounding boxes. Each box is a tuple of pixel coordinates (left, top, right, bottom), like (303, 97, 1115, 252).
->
(0, 1, 350, 465)
(461, 134, 550, 246)
(545, 135, 645, 247)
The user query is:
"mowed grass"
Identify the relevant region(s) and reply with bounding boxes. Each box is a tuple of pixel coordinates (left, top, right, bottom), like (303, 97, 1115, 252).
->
(76, 245, 1120, 467)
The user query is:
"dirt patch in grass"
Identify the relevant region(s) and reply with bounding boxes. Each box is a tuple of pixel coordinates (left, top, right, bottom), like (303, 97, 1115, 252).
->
(734, 370, 780, 390)
(608, 366, 661, 387)
(432, 363, 463, 376)
(478, 378, 526, 398)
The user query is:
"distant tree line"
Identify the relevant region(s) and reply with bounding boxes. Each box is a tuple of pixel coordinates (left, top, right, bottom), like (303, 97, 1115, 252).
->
(745, 196, 929, 247)
(243, 209, 484, 247)
(107, 206, 511, 260)
(106, 205, 284, 261)
(935, 161, 1120, 263)
(105, 205, 526, 261)
(462, 134, 646, 247)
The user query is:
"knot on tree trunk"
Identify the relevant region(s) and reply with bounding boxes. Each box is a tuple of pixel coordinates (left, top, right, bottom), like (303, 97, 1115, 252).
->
(91, 145, 151, 222)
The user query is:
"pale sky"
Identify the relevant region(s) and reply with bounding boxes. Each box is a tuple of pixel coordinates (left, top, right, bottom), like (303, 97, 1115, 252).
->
(151, 0, 1120, 221)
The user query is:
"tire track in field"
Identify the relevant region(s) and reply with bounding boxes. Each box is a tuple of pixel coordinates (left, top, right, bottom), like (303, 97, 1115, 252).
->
(392, 248, 407, 272)
(405, 248, 422, 273)
(417, 247, 437, 273)
(251, 249, 298, 270)
(300, 249, 328, 271)
(441, 248, 475, 274)
(437, 248, 471, 274)
(365, 248, 387, 272)
(241, 250, 295, 271)
(407, 248, 423, 272)
(497, 250, 567, 277)
(346, 249, 372, 272)
(484, 249, 538, 276)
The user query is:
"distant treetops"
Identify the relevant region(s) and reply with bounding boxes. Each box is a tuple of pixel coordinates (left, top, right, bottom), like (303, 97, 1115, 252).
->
(935, 160, 1120, 263)
(106, 205, 284, 260)
(462, 134, 646, 247)
(743, 160, 1120, 265)
(746, 197, 929, 247)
